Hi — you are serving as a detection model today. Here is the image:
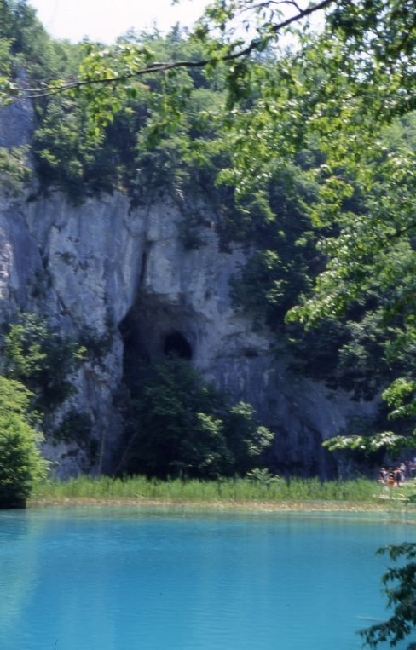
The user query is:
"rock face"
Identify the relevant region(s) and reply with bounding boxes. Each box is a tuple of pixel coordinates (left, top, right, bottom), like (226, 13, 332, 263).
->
(0, 186, 377, 479)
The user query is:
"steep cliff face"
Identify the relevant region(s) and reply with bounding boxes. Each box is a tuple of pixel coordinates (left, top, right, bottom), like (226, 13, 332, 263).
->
(0, 186, 377, 478)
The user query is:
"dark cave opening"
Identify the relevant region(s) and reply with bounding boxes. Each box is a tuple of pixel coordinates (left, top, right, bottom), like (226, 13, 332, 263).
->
(164, 331, 193, 360)
(119, 306, 195, 376)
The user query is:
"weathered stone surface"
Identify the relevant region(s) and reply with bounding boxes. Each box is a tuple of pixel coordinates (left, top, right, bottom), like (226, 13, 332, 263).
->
(0, 188, 376, 478)
(0, 89, 33, 150)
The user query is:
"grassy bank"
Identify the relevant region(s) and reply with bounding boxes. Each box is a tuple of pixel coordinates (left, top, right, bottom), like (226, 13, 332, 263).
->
(29, 475, 416, 508)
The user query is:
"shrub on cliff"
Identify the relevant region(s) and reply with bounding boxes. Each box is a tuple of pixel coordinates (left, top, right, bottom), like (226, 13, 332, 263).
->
(3, 313, 86, 413)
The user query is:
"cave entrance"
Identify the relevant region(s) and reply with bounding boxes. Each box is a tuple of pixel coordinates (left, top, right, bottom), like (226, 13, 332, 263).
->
(118, 297, 196, 373)
(164, 331, 193, 360)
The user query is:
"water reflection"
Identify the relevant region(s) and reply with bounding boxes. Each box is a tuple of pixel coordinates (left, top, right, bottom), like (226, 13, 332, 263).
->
(0, 512, 40, 641)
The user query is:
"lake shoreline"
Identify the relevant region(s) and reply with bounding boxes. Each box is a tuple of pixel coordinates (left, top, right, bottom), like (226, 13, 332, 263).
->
(27, 496, 412, 513)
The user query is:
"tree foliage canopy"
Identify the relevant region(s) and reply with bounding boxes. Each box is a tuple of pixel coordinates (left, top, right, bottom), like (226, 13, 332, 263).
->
(359, 544, 416, 649)
(3, 313, 86, 412)
(0, 375, 47, 504)
(119, 355, 273, 479)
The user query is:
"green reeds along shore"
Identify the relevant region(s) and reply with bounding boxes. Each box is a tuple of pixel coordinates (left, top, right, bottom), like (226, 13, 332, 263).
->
(30, 475, 415, 504)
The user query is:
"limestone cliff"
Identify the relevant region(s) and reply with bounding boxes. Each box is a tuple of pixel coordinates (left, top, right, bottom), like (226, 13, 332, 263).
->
(0, 184, 377, 479)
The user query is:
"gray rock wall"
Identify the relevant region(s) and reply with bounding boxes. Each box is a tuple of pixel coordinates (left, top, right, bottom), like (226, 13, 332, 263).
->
(0, 188, 376, 478)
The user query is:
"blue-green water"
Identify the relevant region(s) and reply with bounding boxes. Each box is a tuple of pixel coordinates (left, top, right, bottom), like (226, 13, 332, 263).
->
(0, 507, 414, 650)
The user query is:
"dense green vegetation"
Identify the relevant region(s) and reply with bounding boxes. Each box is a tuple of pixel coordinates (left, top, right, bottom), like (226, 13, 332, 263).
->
(0, 313, 93, 490)
(0, 376, 47, 505)
(119, 355, 273, 479)
(3, 313, 86, 412)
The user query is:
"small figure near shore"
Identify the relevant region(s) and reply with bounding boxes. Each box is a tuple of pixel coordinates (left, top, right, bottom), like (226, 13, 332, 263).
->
(378, 467, 388, 484)
(388, 470, 396, 487)
(394, 467, 404, 487)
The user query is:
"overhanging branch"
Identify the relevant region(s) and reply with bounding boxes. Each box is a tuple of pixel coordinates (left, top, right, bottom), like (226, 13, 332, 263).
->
(20, 0, 335, 98)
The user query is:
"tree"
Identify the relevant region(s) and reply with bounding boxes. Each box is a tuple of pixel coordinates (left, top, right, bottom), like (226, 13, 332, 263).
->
(359, 544, 416, 649)
(3, 0, 416, 167)
(0, 375, 47, 507)
(285, 126, 416, 649)
(287, 121, 416, 445)
(3, 313, 86, 413)
(118, 355, 273, 479)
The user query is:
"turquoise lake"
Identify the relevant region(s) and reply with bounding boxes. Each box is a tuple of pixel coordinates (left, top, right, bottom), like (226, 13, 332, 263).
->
(0, 507, 415, 650)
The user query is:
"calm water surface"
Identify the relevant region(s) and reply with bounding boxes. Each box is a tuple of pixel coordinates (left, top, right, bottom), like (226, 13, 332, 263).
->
(0, 507, 415, 650)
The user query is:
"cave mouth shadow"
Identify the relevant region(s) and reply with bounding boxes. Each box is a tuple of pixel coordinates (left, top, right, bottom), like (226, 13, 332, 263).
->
(164, 331, 193, 360)
(118, 304, 195, 390)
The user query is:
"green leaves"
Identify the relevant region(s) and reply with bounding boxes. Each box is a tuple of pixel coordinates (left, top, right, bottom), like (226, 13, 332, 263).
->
(0, 376, 47, 503)
(120, 356, 272, 479)
(3, 314, 86, 413)
(287, 114, 416, 436)
(323, 431, 413, 455)
(360, 543, 416, 648)
(383, 378, 416, 421)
